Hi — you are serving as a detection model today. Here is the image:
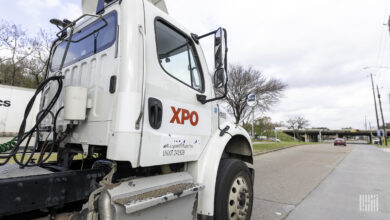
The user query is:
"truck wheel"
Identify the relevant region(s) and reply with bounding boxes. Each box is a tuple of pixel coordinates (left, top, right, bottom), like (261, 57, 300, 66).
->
(214, 159, 253, 220)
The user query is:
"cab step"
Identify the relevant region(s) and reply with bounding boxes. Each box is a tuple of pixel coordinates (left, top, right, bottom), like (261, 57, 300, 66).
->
(108, 172, 204, 216)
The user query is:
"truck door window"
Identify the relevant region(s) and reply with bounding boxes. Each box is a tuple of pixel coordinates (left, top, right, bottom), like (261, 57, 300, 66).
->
(155, 20, 204, 92)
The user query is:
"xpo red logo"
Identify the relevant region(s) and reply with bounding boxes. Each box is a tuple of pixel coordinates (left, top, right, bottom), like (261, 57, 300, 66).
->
(170, 106, 199, 126)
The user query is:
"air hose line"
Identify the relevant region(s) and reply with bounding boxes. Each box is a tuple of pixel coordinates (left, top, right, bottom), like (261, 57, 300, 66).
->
(0, 75, 64, 167)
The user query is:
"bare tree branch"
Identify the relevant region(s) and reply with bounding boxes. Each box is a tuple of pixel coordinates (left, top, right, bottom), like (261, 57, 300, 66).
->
(0, 20, 54, 87)
(218, 64, 287, 124)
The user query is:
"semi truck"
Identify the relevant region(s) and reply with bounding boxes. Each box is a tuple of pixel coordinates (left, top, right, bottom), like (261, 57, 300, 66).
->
(0, 0, 254, 219)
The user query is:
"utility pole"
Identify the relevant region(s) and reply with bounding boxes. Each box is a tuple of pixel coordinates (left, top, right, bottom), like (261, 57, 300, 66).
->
(369, 121, 373, 144)
(388, 15, 390, 33)
(370, 73, 382, 145)
(377, 85, 388, 145)
(364, 115, 367, 130)
(274, 128, 277, 140)
(251, 108, 254, 138)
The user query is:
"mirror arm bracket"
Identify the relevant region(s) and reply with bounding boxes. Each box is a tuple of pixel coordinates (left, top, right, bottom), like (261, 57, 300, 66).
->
(197, 94, 225, 105)
(196, 84, 227, 104)
(196, 94, 207, 104)
(192, 30, 217, 44)
(191, 33, 200, 44)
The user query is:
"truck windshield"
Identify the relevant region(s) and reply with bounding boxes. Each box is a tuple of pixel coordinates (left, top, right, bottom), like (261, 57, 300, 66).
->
(50, 11, 117, 72)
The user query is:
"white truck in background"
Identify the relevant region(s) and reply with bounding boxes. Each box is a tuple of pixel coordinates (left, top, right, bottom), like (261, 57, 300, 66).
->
(0, 85, 40, 136)
(0, 0, 254, 219)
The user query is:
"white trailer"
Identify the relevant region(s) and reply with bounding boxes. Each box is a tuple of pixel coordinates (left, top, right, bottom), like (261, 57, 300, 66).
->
(0, 1, 254, 219)
(0, 85, 40, 136)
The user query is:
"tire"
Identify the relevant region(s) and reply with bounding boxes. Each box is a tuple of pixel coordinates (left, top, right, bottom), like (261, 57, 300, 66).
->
(214, 159, 253, 220)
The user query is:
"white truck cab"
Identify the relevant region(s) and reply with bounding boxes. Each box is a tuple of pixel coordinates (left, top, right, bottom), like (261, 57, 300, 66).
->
(0, 0, 254, 219)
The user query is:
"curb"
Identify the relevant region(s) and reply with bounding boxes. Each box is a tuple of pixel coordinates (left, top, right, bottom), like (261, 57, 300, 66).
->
(253, 144, 304, 156)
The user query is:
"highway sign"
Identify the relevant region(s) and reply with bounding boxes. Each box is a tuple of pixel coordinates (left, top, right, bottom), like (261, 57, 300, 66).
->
(247, 93, 256, 107)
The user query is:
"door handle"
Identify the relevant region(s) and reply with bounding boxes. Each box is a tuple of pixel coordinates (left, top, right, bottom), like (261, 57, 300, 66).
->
(148, 97, 163, 129)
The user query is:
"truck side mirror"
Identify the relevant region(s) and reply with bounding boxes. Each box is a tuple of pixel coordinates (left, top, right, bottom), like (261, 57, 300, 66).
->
(214, 27, 227, 89)
(214, 68, 226, 88)
(214, 28, 225, 69)
(196, 27, 228, 104)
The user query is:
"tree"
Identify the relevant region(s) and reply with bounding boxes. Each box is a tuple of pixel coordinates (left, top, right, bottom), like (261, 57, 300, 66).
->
(24, 29, 53, 86)
(296, 116, 309, 129)
(286, 116, 310, 140)
(252, 116, 282, 137)
(286, 118, 297, 130)
(286, 116, 310, 130)
(220, 64, 287, 124)
(0, 20, 35, 86)
(0, 20, 53, 88)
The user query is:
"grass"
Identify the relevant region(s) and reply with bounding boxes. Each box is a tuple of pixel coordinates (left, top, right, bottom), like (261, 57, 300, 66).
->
(375, 144, 390, 148)
(252, 131, 296, 142)
(274, 131, 296, 141)
(252, 141, 315, 154)
(372, 139, 390, 148)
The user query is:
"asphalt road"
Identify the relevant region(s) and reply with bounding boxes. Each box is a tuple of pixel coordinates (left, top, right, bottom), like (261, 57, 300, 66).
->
(287, 144, 390, 220)
(252, 144, 370, 220)
(252, 144, 390, 220)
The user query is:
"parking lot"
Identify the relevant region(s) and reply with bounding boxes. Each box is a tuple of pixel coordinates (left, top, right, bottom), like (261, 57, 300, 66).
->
(252, 144, 390, 219)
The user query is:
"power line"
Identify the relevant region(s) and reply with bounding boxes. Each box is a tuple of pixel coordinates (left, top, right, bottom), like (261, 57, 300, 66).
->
(374, 4, 390, 91)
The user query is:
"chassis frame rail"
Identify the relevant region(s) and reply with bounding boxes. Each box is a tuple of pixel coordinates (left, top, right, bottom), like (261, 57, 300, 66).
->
(0, 167, 107, 216)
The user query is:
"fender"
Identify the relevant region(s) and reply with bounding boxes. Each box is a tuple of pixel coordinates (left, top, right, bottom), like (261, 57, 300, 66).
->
(188, 121, 253, 217)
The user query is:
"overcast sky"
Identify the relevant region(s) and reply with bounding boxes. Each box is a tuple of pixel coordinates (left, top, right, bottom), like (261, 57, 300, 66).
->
(1, 0, 390, 129)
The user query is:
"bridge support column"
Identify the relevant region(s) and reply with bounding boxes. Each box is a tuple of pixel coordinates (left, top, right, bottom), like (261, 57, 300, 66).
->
(305, 133, 309, 142)
(319, 131, 322, 143)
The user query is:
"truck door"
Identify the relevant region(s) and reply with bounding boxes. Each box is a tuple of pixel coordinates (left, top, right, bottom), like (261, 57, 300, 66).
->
(139, 8, 213, 166)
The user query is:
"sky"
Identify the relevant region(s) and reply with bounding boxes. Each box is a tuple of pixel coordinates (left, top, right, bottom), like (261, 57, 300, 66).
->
(1, 0, 390, 129)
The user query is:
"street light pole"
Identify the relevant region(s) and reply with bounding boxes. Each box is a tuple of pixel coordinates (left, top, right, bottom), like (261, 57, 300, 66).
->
(364, 66, 390, 70)
(377, 85, 388, 145)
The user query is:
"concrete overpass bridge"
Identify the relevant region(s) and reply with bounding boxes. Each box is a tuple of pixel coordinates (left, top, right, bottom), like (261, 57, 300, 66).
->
(282, 129, 386, 143)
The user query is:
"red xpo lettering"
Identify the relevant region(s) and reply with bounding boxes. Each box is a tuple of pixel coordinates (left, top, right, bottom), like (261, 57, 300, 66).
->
(190, 111, 199, 126)
(170, 106, 181, 124)
(170, 106, 199, 126)
(181, 109, 190, 124)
